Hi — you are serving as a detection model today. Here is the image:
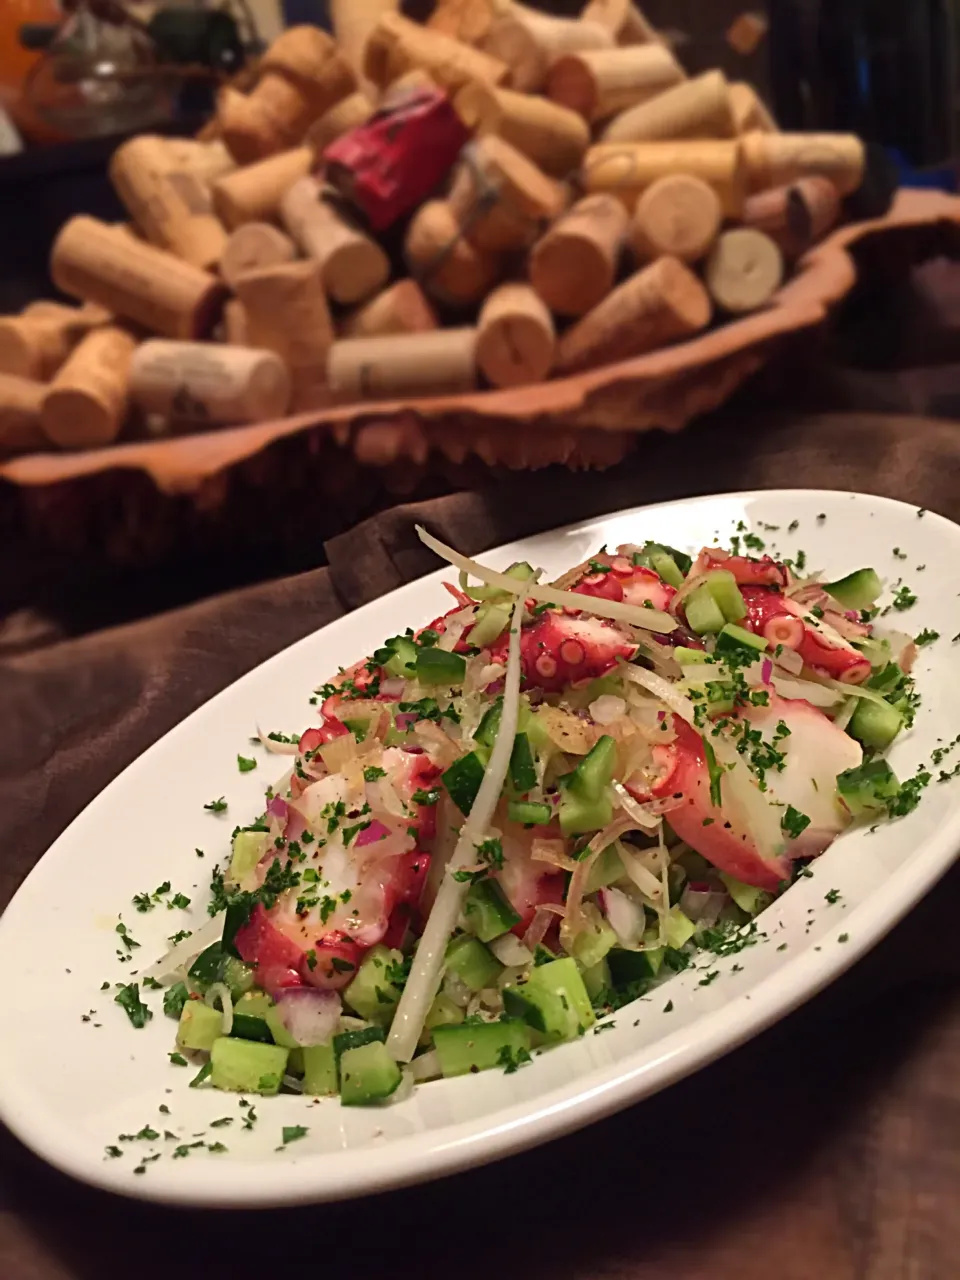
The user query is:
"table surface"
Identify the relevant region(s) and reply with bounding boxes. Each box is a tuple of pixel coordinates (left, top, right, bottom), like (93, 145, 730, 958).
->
(1, 410, 959, 1279)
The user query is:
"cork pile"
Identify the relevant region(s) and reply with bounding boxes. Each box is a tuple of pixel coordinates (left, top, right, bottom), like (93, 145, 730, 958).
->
(0, 1, 869, 458)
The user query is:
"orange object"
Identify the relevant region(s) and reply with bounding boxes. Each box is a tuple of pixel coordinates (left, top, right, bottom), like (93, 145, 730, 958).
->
(0, 0, 64, 143)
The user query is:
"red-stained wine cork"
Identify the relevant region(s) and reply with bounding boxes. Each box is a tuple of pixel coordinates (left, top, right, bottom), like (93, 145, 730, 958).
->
(306, 92, 375, 154)
(556, 255, 710, 374)
(327, 328, 478, 401)
(476, 283, 555, 388)
(404, 199, 501, 305)
(546, 45, 684, 123)
(109, 135, 228, 271)
(584, 140, 746, 217)
(728, 81, 777, 134)
(581, 0, 661, 45)
(740, 130, 864, 195)
(704, 227, 784, 313)
(0, 372, 46, 453)
(51, 216, 224, 339)
(211, 147, 314, 230)
(220, 223, 297, 290)
(447, 135, 567, 253)
(341, 280, 438, 339)
(602, 70, 734, 144)
(631, 173, 722, 262)
(481, 11, 614, 94)
(364, 13, 508, 94)
(454, 81, 588, 177)
(234, 260, 334, 410)
(741, 176, 840, 256)
(280, 177, 390, 305)
(130, 340, 292, 423)
(40, 325, 136, 448)
(529, 194, 629, 316)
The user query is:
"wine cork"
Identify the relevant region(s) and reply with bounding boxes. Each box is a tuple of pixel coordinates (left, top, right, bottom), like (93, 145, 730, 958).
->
(741, 176, 840, 257)
(476, 283, 555, 388)
(40, 325, 136, 449)
(22, 300, 111, 328)
(704, 228, 784, 313)
(447, 136, 567, 253)
(306, 92, 375, 154)
(529, 194, 629, 316)
(0, 373, 46, 453)
(481, 12, 614, 93)
(51, 216, 224, 340)
(234, 260, 334, 410)
(342, 280, 438, 339)
(583, 140, 746, 217)
(327, 328, 478, 401)
(740, 131, 865, 195)
(330, 0, 400, 97)
(454, 82, 589, 177)
(602, 70, 735, 143)
(364, 13, 508, 94)
(581, 0, 661, 45)
(211, 147, 314, 230)
(405, 200, 501, 306)
(631, 174, 722, 262)
(220, 223, 297, 290)
(130, 340, 291, 424)
(726, 12, 768, 56)
(280, 178, 390, 305)
(546, 45, 684, 123)
(0, 316, 76, 380)
(556, 255, 710, 374)
(222, 299, 248, 345)
(160, 138, 236, 187)
(427, 0, 511, 46)
(728, 81, 777, 134)
(110, 135, 228, 271)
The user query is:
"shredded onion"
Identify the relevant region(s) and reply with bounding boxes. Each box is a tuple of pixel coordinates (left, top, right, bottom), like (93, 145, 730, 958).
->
(490, 933, 533, 966)
(388, 591, 527, 1063)
(618, 843, 665, 904)
(589, 694, 627, 725)
(204, 982, 232, 1035)
(621, 663, 697, 725)
(561, 816, 636, 949)
(255, 726, 299, 755)
(417, 526, 677, 634)
(411, 1049, 442, 1082)
(521, 903, 564, 951)
(531, 836, 579, 872)
(610, 781, 664, 830)
(145, 912, 225, 981)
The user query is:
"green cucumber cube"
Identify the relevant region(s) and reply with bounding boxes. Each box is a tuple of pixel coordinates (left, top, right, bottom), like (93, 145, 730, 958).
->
(849, 697, 903, 750)
(339, 1041, 403, 1105)
(823, 567, 882, 611)
(176, 1000, 221, 1051)
(664, 905, 696, 950)
(343, 944, 404, 1024)
(433, 1018, 532, 1077)
(209, 1037, 289, 1094)
(418, 992, 465, 1047)
(445, 934, 503, 991)
(704, 570, 747, 623)
(463, 879, 521, 942)
(302, 1043, 338, 1096)
(684, 584, 726, 635)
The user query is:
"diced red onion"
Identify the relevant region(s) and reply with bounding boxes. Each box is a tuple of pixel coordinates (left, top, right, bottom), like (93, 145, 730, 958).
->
(267, 795, 289, 821)
(355, 819, 392, 848)
(275, 988, 341, 1046)
(761, 658, 773, 683)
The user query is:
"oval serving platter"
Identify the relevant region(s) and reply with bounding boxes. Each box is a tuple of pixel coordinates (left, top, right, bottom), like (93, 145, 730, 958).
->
(0, 489, 958, 1208)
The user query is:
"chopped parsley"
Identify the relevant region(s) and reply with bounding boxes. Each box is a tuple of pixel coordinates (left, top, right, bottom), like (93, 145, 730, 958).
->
(838, 933, 850, 943)
(824, 888, 842, 904)
(497, 1044, 533, 1074)
(701, 735, 723, 807)
(169, 1052, 188, 1066)
(204, 797, 228, 813)
(663, 1000, 674, 1012)
(237, 755, 257, 773)
(281, 1125, 308, 1145)
(781, 805, 811, 840)
(411, 786, 441, 806)
(891, 585, 917, 612)
(114, 983, 152, 1029)
(915, 628, 939, 647)
(363, 766, 386, 782)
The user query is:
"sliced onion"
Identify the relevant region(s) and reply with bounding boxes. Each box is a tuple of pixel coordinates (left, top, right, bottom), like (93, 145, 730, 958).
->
(599, 885, 644, 945)
(589, 694, 627, 725)
(561, 816, 636, 949)
(610, 781, 664, 831)
(412, 719, 460, 766)
(319, 733, 358, 773)
(275, 988, 341, 1046)
(521, 903, 564, 951)
(490, 933, 533, 966)
(679, 884, 725, 925)
(380, 677, 406, 697)
(255, 726, 299, 755)
(417, 526, 676, 634)
(833, 698, 856, 732)
(411, 1049, 442, 1081)
(621, 663, 697, 725)
(531, 836, 579, 873)
(617, 842, 666, 905)
(773, 645, 804, 675)
(144, 911, 225, 981)
(204, 982, 233, 1035)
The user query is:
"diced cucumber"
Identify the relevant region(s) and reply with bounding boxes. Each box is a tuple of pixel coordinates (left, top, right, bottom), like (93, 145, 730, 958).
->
(340, 1040, 402, 1105)
(719, 872, 767, 915)
(416, 646, 467, 687)
(584, 841, 625, 894)
(704, 569, 747, 623)
(634, 541, 693, 578)
(332, 1025, 385, 1076)
(442, 752, 486, 815)
(509, 733, 538, 793)
(381, 635, 418, 679)
(508, 799, 553, 826)
(526, 956, 595, 1036)
(446, 934, 503, 991)
(837, 759, 900, 818)
(474, 697, 503, 749)
(229, 830, 265, 884)
(503, 983, 569, 1039)
(607, 946, 663, 985)
(343, 944, 405, 1024)
(264, 1004, 299, 1050)
(221, 955, 255, 999)
(302, 1043, 338, 1096)
(343, 718, 370, 742)
(433, 1018, 532, 1077)
(230, 1013, 275, 1044)
(823, 567, 882, 611)
(675, 647, 711, 666)
(664, 905, 696, 950)
(569, 735, 617, 800)
(849, 697, 903, 750)
(418, 992, 465, 1046)
(558, 788, 613, 836)
(209, 1037, 289, 1095)
(569, 903, 617, 970)
(176, 1000, 221, 1051)
(685, 584, 726, 635)
(463, 879, 521, 942)
(648, 550, 684, 588)
(187, 942, 254, 997)
(234, 991, 273, 1018)
(505, 560, 535, 581)
(470, 602, 510, 648)
(580, 957, 611, 1001)
(715, 623, 767, 657)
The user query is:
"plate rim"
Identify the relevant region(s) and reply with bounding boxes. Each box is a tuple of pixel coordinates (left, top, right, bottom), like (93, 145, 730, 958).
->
(2, 487, 958, 1207)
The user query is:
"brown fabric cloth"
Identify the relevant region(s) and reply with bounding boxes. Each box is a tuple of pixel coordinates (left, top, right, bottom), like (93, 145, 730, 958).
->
(1, 410, 959, 1279)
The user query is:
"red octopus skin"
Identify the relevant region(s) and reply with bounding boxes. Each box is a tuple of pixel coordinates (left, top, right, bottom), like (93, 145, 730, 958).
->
(692, 547, 788, 588)
(740, 588, 871, 683)
(493, 610, 638, 693)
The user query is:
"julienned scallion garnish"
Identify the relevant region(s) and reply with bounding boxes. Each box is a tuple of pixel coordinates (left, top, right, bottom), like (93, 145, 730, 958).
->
(131, 527, 932, 1109)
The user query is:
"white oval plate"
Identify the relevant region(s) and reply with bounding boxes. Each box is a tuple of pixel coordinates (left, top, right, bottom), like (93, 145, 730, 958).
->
(2, 490, 959, 1208)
